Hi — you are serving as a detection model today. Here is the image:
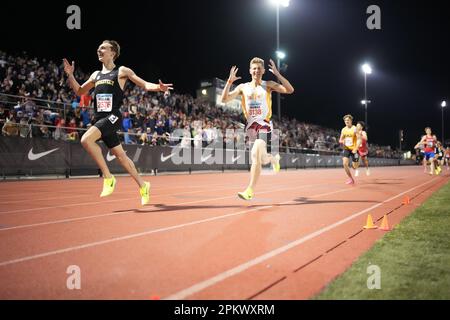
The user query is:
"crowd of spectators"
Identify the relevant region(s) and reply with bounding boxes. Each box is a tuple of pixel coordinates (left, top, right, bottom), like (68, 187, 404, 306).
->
(0, 50, 400, 158)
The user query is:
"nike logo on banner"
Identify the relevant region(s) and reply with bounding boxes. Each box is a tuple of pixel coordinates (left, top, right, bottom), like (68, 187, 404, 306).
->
(201, 154, 213, 163)
(232, 155, 241, 163)
(317, 159, 323, 163)
(328, 159, 332, 163)
(291, 158, 299, 163)
(306, 158, 311, 163)
(28, 148, 59, 161)
(107, 150, 127, 162)
(161, 153, 175, 162)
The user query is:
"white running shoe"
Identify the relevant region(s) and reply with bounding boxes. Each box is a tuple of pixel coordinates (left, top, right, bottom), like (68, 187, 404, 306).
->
(354, 169, 359, 177)
(366, 168, 370, 176)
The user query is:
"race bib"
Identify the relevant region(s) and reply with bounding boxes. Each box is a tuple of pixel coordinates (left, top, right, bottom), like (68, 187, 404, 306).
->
(249, 107, 262, 116)
(96, 94, 113, 112)
(344, 137, 353, 147)
(427, 141, 433, 147)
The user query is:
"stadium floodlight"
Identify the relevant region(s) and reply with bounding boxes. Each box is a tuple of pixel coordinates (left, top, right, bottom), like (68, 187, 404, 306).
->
(201, 89, 207, 96)
(269, 0, 290, 121)
(361, 100, 371, 105)
(362, 63, 372, 75)
(276, 50, 286, 60)
(269, 0, 290, 7)
(442, 101, 447, 108)
(361, 63, 373, 130)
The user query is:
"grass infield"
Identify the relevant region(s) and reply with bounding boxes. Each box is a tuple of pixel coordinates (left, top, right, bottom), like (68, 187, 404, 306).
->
(315, 180, 450, 299)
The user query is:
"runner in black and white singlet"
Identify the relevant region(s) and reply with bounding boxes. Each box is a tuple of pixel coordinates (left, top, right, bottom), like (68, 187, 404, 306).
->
(63, 40, 173, 205)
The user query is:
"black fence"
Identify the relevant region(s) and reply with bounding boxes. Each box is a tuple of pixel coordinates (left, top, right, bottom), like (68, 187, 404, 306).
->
(0, 136, 415, 178)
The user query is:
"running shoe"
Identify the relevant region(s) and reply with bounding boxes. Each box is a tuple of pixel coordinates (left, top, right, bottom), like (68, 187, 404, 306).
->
(273, 154, 281, 173)
(346, 178, 355, 185)
(238, 187, 254, 200)
(354, 169, 359, 177)
(140, 181, 151, 205)
(366, 168, 371, 176)
(100, 175, 116, 197)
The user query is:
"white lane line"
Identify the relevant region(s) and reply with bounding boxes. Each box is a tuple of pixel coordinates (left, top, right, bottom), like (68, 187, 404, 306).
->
(0, 182, 236, 212)
(0, 172, 418, 231)
(0, 172, 427, 268)
(164, 177, 438, 300)
(0, 183, 228, 205)
(0, 178, 377, 266)
(0, 181, 340, 231)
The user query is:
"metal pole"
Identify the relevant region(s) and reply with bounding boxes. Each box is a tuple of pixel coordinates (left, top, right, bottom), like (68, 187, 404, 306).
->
(442, 107, 444, 143)
(276, 5, 281, 122)
(364, 72, 368, 131)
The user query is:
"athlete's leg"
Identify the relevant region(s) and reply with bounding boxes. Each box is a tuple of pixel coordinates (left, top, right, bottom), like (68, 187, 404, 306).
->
(363, 156, 369, 169)
(429, 156, 435, 175)
(343, 156, 354, 182)
(248, 139, 266, 189)
(260, 144, 279, 168)
(238, 139, 267, 200)
(353, 154, 360, 176)
(110, 144, 146, 188)
(80, 126, 112, 178)
(258, 131, 280, 171)
(362, 156, 370, 175)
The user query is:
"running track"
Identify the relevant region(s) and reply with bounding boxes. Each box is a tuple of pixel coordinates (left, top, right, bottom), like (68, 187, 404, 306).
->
(0, 166, 448, 299)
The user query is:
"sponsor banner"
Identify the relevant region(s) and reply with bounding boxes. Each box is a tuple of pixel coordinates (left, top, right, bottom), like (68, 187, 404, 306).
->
(0, 136, 68, 175)
(222, 148, 249, 171)
(303, 155, 315, 168)
(283, 153, 298, 169)
(316, 156, 325, 168)
(0, 137, 414, 176)
(102, 144, 149, 174)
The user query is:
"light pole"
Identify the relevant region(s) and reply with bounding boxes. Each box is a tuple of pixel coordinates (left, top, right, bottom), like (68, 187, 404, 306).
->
(442, 100, 447, 143)
(270, 0, 290, 121)
(361, 63, 372, 130)
(276, 50, 285, 121)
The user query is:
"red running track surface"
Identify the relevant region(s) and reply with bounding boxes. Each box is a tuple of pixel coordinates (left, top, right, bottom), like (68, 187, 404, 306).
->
(0, 166, 448, 299)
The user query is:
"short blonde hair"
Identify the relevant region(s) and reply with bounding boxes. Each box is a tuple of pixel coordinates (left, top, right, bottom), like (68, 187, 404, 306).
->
(343, 114, 353, 121)
(249, 57, 264, 68)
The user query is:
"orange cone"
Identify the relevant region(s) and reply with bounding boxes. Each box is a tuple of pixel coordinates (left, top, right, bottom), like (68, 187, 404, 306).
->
(402, 196, 410, 205)
(379, 215, 391, 231)
(363, 214, 378, 229)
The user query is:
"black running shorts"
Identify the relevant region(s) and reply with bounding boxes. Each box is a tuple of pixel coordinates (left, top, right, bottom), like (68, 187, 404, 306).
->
(342, 148, 359, 163)
(93, 113, 122, 149)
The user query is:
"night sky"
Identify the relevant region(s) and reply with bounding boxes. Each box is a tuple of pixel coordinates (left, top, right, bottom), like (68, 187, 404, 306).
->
(1, 0, 449, 149)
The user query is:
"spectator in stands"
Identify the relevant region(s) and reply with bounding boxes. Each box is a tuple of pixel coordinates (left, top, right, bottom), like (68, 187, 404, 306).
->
(0, 105, 7, 130)
(67, 117, 79, 141)
(2, 114, 19, 136)
(122, 112, 133, 144)
(0, 50, 401, 156)
(19, 116, 30, 138)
